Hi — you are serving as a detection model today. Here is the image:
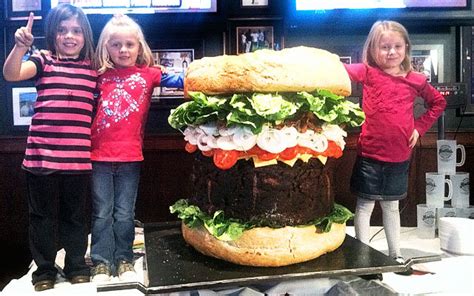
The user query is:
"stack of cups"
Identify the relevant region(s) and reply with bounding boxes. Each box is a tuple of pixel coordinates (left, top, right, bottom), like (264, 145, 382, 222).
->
(417, 140, 471, 239)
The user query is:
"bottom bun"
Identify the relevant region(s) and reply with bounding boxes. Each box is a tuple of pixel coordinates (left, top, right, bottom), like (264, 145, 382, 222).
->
(181, 222, 346, 267)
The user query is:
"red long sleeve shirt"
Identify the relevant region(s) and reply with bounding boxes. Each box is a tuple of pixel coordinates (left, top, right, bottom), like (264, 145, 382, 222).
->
(344, 63, 446, 162)
(91, 65, 162, 162)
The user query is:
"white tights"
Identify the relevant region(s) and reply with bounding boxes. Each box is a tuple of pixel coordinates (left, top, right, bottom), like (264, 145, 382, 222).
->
(354, 197, 401, 258)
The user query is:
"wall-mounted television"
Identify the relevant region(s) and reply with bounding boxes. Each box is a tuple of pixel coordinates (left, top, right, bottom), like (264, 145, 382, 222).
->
(50, 0, 217, 14)
(295, 0, 468, 10)
(288, 0, 473, 29)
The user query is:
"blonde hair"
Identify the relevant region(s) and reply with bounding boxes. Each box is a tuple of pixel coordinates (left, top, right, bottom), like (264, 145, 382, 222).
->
(95, 14, 154, 74)
(362, 20, 413, 72)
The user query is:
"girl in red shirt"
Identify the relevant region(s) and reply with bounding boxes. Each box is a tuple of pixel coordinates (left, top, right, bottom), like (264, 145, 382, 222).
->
(90, 14, 183, 282)
(344, 20, 446, 267)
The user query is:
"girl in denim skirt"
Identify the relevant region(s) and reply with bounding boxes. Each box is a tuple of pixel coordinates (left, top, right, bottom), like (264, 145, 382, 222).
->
(344, 20, 446, 263)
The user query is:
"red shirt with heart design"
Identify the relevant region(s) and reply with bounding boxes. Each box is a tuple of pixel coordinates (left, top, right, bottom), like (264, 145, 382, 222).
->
(91, 65, 162, 161)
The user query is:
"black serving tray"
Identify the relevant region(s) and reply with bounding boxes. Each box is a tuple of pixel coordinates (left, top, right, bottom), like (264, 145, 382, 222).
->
(142, 221, 408, 294)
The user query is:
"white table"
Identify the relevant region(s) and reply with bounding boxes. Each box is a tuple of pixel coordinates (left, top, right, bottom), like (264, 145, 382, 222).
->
(2, 227, 473, 295)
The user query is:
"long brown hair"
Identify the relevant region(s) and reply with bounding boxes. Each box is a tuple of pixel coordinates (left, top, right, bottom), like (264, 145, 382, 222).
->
(44, 3, 94, 61)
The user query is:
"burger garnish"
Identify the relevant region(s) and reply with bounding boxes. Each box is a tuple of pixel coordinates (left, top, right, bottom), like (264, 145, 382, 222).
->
(170, 199, 354, 241)
(168, 90, 364, 169)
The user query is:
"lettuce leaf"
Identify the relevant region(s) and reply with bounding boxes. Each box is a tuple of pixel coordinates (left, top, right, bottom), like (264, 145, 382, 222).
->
(170, 199, 354, 241)
(168, 90, 365, 133)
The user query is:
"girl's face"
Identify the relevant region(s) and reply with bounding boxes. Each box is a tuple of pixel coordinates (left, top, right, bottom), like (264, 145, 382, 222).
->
(375, 31, 407, 75)
(55, 16, 84, 59)
(106, 30, 140, 68)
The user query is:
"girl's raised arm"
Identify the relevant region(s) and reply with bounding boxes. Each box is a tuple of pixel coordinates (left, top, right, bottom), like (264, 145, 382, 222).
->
(3, 12, 38, 81)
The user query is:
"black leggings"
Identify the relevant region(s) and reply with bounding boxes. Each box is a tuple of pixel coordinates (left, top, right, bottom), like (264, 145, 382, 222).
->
(26, 172, 90, 284)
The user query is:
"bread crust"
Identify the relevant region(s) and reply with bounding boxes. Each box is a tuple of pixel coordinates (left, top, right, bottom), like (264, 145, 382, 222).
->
(185, 46, 351, 96)
(181, 222, 346, 267)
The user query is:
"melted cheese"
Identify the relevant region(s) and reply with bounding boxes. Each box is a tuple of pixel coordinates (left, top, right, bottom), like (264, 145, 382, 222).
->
(252, 157, 278, 167)
(250, 154, 328, 168)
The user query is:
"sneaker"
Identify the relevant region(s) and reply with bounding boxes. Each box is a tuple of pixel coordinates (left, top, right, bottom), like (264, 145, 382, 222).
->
(70, 275, 90, 284)
(360, 273, 383, 281)
(394, 256, 406, 264)
(91, 263, 111, 282)
(34, 279, 55, 291)
(117, 260, 138, 282)
(394, 257, 413, 276)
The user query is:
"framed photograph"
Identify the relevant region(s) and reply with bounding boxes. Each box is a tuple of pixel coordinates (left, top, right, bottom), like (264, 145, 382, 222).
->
(152, 49, 194, 99)
(339, 56, 352, 64)
(12, 87, 37, 126)
(411, 55, 432, 81)
(328, 46, 361, 98)
(411, 44, 444, 118)
(236, 26, 274, 54)
(241, 0, 269, 7)
(411, 44, 444, 83)
(6, 0, 42, 20)
(464, 25, 474, 115)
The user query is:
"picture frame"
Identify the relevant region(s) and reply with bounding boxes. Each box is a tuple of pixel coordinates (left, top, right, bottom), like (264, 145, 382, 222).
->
(241, 0, 269, 8)
(12, 86, 37, 126)
(464, 26, 474, 115)
(411, 55, 432, 81)
(410, 44, 444, 119)
(329, 46, 362, 99)
(411, 44, 444, 83)
(5, 0, 43, 20)
(151, 49, 194, 99)
(236, 26, 274, 54)
(339, 56, 352, 64)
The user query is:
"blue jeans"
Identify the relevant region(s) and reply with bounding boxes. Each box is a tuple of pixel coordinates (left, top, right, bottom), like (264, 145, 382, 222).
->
(90, 161, 141, 269)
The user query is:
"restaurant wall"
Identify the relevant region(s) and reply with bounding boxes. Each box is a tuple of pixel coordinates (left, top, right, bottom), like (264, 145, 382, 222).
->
(1, 1, 473, 263)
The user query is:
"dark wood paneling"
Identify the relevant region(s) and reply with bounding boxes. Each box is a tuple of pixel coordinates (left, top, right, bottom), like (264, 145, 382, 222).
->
(1, 131, 473, 250)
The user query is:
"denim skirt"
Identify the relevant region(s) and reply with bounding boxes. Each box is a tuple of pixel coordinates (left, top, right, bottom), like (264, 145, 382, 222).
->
(350, 156, 410, 201)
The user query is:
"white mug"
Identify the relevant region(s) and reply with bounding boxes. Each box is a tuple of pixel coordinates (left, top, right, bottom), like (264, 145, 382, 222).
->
(457, 206, 474, 219)
(436, 206, 457, 229)
(426, 172, 452, 208)
(417, 204, 436, 239)
(450, 172, 470, 208)
(437, 140, 466, 174)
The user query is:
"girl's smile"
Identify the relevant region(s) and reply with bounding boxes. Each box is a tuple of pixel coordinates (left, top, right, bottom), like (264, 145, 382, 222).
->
(106, 31, 140, 68)
(376, 31, 407, 76)
(55, 16, 84, 58)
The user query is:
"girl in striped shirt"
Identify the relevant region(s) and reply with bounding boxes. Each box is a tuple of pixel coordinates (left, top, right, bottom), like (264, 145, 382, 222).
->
(3, 4, 96, 292)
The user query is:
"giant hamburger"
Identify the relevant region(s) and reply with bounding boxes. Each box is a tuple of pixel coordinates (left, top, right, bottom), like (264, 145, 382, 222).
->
(168, 46, 365, 267)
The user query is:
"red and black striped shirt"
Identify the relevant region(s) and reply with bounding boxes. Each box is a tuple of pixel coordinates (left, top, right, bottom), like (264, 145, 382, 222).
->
(22, 53, 97, 175)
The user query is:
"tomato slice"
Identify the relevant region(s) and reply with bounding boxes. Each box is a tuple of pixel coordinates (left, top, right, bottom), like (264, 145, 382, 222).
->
(245, 146, 277, 161)
(246, 146, 263, 156)
(201, 149, 214, 157)
(333, 148, 343, 158)
(213, 149, 239, 170)
(323, 141, 343, 158)
(185, 142, 197, 153)
(296, 146, 313, 155)
(279, 147, 298, 160)
(257, 151, 278, 161)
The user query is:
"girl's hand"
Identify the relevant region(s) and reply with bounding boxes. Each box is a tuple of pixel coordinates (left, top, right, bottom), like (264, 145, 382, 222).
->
(409, 129, 419, 148)
(155, 64, 168, 74)
(14, 12, 34, 49)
